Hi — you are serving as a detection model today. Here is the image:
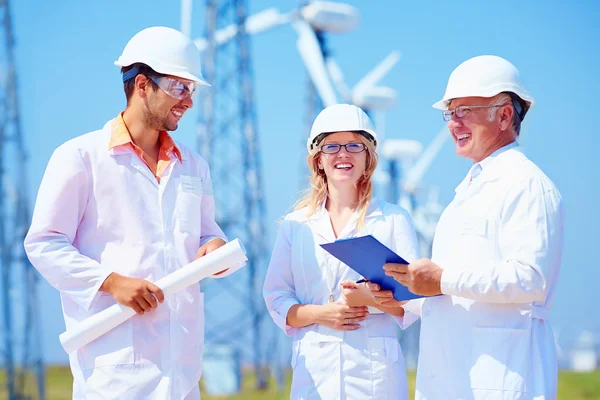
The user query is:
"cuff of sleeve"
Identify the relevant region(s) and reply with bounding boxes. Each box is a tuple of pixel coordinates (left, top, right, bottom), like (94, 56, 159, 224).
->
(279, 300, 300, 336)
(392, 311, 419, 330)
(83, 269, 117, 311)
(200, 235, 227, 247)
(440, 268, 461, 296)
(402, 298, 424, 317)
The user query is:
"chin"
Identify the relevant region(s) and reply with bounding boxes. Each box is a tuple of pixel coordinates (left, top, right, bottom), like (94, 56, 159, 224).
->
(163, 122, 178, 131)
(330, 176, 360, 185)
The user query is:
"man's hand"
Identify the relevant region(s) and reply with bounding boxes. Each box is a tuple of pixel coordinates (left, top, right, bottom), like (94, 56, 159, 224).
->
(315, 300, 369, 331)
(195, 238, 228, 275)
(100, 273, 164, 315)
(383, 258, 443, 296)
(365, 282, 406, 308)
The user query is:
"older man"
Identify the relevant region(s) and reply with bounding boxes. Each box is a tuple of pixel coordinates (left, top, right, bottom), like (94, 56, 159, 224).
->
(384, 55, 564, 399)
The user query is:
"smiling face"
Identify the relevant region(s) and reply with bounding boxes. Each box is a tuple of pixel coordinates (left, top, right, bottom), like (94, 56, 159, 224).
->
(140, 75, 194, 132)
(317, 131, 368, 186)
(446, 96, 514, 163)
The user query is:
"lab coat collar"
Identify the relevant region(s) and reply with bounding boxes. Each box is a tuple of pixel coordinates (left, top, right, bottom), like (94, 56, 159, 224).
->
(455, 141, 521, 193)
(306, 197, 383, 242)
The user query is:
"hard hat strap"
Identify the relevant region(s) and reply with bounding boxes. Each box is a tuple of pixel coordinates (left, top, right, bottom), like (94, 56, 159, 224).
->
(122, 65, 141, 82)
(506, 92, 527, 121)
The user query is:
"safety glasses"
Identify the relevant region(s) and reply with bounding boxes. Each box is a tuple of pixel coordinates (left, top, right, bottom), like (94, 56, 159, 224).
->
(442, 105, 503, 122)
(148, 75, 198, 100)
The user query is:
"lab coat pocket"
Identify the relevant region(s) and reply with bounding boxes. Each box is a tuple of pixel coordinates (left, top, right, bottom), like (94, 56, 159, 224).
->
(461, 216, 488, 236)
(459, 217, 496, 264)
(290, 340, 327, 398)
(80, 294, 134, 370)
(176, 190, 202, 236)
(369, 336, 400, 365)
(369, 337, 406, 399)
(470, 326, 530, 392)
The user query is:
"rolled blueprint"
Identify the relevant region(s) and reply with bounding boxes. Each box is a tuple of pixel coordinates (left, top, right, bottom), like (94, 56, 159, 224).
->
(59, 238, 247, 354)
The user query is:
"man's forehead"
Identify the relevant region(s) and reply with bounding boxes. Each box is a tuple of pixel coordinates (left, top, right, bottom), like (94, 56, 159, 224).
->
(449, 96, 492, 107)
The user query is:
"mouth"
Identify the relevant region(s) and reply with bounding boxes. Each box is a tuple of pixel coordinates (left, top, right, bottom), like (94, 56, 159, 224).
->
(455, 132, 471, 146)
(334, 162, 354, 170)
(171, 108, 184, 121)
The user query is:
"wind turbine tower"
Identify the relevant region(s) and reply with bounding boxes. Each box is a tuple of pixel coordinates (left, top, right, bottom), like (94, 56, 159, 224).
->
(0, 0, 45, 399)
(184, 0, 271, 391)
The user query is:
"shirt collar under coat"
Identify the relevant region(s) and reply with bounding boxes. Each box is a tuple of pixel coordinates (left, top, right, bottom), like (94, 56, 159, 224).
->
(455, 141, 521, 194)
(305, 197, 384, 243)
(107, 112, 183, 163)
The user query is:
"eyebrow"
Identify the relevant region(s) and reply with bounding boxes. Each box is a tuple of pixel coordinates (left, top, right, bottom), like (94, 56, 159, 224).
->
(323, 140, 361, 145)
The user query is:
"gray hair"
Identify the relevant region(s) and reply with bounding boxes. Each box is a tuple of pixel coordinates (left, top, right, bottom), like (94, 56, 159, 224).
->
(488, 93, 522, 137)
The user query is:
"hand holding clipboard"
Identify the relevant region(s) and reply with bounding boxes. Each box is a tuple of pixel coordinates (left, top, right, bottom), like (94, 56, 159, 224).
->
(321, 235, 434, 302)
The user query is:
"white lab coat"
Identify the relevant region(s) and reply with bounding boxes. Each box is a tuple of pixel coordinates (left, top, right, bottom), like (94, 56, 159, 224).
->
(24, 119, 229, 399)
(264, 198, 420, 400)
(414, 143, 564, 400)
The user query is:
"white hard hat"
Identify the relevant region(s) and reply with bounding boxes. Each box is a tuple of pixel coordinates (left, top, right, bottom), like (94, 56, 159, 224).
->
(115, 26, 209, 86)
(432, 55, 534, 112)
(307, 104, 377, 152)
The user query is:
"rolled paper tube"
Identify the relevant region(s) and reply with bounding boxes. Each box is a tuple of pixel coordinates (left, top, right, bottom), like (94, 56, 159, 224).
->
(59, 238, 247, 354)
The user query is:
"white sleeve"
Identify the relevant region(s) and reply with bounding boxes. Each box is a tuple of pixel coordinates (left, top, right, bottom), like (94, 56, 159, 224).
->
(24, 144, 114, 311)
(199, 168, 227, 247)
(263, 219, 300, 336)
(391, 210, 422, 329)
(441, 177, 564, 303)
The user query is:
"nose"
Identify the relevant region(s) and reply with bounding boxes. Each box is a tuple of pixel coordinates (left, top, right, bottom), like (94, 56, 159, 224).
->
(447, 115, 462, 131)
(180, 94, 193, 109)
(336, 146, 351, 157)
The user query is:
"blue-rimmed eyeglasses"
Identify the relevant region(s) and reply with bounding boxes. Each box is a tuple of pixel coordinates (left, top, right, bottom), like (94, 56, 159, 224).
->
(442, 105, 504, 122)
(320, 143, 366, 154)
(148, 75, 198, 100)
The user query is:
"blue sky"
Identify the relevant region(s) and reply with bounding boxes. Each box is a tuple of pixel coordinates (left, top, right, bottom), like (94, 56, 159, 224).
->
(10, 0, 600, 364)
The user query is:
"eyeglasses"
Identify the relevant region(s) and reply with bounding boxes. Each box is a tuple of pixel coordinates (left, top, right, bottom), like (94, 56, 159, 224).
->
(442, 105, 504, 122)
(320, 142, 366, 154)
(148, 75, 198, 100)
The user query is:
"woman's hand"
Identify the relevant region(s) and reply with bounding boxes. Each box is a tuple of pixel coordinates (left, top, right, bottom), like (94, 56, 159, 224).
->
(340, 280, 377, 307)
(315, 301, 369, 331)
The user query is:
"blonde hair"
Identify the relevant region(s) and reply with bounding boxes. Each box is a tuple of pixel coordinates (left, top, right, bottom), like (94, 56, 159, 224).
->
(295, 132, 378, 231)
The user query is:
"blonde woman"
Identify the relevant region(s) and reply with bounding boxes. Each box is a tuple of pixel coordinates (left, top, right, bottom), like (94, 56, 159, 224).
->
(263, 104, 420, 400)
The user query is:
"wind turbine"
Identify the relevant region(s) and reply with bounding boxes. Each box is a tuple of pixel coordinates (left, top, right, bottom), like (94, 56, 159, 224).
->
(191, 0, 451, 240)
(191, 1, 358, 109)
(322, 44, 450, 255)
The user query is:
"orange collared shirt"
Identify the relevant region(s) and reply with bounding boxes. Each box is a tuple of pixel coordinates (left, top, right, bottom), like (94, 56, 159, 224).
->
(108, 112, 183, 183)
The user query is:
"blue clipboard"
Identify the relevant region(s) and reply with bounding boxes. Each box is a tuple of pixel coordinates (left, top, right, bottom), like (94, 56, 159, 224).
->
(320, 235, 426, 302)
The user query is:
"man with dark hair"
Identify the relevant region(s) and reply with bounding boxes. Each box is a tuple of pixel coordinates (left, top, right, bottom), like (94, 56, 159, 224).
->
(25, 26, 230, 399)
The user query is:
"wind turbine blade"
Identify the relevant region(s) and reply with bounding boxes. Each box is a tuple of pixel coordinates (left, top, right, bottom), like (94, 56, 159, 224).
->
(294, 20, 337, 107)
(192, 8, 288, 53)
(352, 50, 401, 99)
(180, 0, 193, 38)
(326, 57, 351, 101)
(403, 126, 450, 192)
(194, 38, 208, 52)
(245, 8, 290, 35)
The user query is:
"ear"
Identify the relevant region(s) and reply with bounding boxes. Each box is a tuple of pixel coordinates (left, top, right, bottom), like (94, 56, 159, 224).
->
(497, 104, 514, 131)
(134, 75, 150, 99)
